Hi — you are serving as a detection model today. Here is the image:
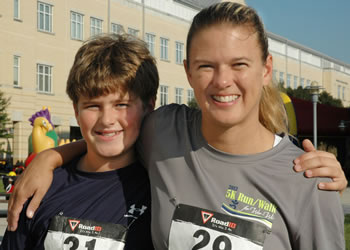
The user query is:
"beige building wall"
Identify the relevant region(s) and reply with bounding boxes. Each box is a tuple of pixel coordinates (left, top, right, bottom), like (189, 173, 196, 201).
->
(1, 0, 349, 163)
(269, 33, 350, 107)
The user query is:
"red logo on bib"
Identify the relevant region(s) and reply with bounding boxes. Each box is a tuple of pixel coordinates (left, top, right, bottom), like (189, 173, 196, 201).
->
(69, 219, 80, 231)
(201, 211, 214, 224)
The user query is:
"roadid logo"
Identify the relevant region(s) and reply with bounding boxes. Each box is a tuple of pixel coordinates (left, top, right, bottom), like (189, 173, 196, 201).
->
(201, 210, 236, 229)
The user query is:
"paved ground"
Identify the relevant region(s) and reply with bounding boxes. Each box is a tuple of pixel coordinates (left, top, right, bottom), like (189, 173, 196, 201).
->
(0, 188, 349, 243)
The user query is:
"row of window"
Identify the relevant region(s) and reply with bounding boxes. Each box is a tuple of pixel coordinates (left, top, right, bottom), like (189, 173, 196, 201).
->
(13, 55, 52, 93)
(13, 55, 196, 101)
(273, 70, 311, 89)
(337, 85, 346, 101)
(14, 1, 185, 64)
(159, 85, 194, 106)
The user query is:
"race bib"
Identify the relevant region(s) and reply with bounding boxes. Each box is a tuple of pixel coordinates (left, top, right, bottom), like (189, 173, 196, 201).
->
(44, 215, 127, 250)
(169, 204, 270, 250)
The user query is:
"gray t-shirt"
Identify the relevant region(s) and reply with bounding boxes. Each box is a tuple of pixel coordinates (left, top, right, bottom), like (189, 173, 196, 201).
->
(138, 104, 344, 250)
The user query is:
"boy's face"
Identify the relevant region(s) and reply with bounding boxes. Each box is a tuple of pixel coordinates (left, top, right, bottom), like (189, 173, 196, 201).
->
(74, 91, 147, 168)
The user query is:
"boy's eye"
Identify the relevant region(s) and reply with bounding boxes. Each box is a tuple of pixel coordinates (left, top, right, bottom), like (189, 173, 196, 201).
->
(85, 104, 99, 109)
(116, 103, 129, 108)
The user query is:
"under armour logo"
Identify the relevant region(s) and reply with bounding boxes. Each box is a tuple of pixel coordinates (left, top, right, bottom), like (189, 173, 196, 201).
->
(127, 204, 147, 218)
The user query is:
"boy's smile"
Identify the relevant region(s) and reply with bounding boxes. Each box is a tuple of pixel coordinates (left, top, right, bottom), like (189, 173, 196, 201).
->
(74, 92, 146, 172)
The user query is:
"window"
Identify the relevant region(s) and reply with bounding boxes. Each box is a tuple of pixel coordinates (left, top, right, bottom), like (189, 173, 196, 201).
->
(337, 85, 341, 99)
(145, 33, 155, 56)
(187, 89, 194, 104)
(90, 17, 102, 37)
(175, 42, 184, 64)
(306, 79, 311, 87)
(293, 76, 298, 89)
(300, 78, 304, 88)
(111, 23, 123, 34)
(272, 70, 277, 82)
(342, 87, 345, 101)
(13, 56, 20, 86)
(160, 85, 168, 106)
(37, 2, 53, 32)
(175, 87, 183, 104)
(71, 12, 83, 40)
(286, 74, 291, 88)
(37, 64, 52, 93)
(14, 0, 20, 19)
(279, 72, 284, 85)
(128, 28, 139, 37)
(160, 38, 169, 60)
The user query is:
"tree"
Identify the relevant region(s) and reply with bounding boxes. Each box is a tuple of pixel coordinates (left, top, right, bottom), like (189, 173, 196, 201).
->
(0, 90, 12, 157)
(279, 82, 343, 108)
(187, 97, 200, 109)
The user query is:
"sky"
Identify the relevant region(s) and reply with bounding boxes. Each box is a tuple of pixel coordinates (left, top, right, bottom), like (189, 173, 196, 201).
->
(245, 0, 350, 65)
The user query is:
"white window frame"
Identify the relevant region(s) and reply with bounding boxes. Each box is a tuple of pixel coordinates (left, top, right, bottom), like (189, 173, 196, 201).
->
(71, 11, 84, 40)
(14, 0, 20, 19)
(37, 64, 52, 94)
(306, 79, 311, 87)
(160, 85, 168, 106)
(13, 56, 20, 87)
(175, 87, 183, 104)
(300, 78, 304, 88)
(111, 23, 123, 34)
(128, 28, 139, 37)
(175, 41, 184, 64)
(145, 33, 155, 56)
(286, 74, 291, 88)
(293, 76, 298, 89)
(342, 86, 345, 101)
(90, 17, 102, 37)
(337, 85, 341, 99)
(279, 72, 284, 84)
(187, 89, 194, 104)
(160, 37, 169, 61)
(37, 1, 53, 33)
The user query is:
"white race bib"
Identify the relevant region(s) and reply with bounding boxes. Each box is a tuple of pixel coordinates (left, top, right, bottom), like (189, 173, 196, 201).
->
(44, 215, 127, 250)
(169, 204, 270, 250)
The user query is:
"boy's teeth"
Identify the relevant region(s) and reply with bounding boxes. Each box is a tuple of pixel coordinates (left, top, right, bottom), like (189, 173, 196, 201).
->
(213, 95, 238, 102)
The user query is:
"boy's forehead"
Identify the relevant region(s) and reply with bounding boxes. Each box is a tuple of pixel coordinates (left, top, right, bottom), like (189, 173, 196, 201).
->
(78, 90, 138, 102)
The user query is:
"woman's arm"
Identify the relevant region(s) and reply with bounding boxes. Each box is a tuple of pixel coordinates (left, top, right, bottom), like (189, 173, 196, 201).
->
(294, 139, 348, 193)
(7, 139, 86, 231)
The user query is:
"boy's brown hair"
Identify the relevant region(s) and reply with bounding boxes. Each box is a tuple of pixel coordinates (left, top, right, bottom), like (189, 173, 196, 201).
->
(66, 33, 159, 106)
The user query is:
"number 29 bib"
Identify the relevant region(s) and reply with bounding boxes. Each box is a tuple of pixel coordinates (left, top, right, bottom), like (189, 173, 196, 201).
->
(169, 204, 270, 250)
(44, 215, 127, 250)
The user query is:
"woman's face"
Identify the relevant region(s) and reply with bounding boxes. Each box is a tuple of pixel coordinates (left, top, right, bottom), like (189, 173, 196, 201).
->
(185, 23, 272, 131)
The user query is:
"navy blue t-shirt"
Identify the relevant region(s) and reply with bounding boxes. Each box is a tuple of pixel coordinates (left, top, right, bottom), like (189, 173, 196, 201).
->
(0, 158, 153, 250)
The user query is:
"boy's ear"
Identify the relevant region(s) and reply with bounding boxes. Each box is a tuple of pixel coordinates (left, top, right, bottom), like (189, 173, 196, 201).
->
(146, 98, 156, 112)
(73, 104, 80, 126)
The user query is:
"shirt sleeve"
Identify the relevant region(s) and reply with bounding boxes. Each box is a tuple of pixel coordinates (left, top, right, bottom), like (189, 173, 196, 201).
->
(0, 206, 33, 250)
(295, 187, 345, 250)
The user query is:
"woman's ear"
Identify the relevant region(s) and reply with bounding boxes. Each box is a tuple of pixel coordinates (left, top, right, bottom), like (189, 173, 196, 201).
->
(263, 54, 273, 86)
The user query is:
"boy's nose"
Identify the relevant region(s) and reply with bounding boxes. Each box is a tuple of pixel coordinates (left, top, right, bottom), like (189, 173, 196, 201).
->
(100, 108, 117, 125)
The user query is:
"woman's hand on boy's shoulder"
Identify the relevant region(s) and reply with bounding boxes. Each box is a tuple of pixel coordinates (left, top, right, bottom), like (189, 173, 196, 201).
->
(293, 139, 348, 193)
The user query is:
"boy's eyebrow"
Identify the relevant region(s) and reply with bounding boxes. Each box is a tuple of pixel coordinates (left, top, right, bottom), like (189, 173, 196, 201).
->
(192, 56, 252, 65)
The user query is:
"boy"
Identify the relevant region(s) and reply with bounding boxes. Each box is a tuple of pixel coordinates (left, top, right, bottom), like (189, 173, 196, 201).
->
(1, 33, 158, 249)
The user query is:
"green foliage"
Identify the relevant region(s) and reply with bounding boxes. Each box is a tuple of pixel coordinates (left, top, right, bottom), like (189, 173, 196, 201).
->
(279, 82, 343, 108)
(187, 97, 200, 109)
(0, 90, 12, 155)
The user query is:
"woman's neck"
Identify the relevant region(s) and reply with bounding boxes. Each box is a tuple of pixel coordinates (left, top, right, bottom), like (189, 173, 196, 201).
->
(202, 119, 275, 155)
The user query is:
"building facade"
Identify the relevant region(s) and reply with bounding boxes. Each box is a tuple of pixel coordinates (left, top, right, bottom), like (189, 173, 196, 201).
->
(0, 0, 349, 163)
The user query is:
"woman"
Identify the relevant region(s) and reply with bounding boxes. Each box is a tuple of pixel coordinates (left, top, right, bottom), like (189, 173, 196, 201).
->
(138, 2, 344, 249)
(8, 2, 346, 249)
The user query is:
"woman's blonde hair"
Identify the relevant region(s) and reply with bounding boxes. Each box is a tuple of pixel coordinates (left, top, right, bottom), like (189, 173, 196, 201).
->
(186, 2, 288, 134)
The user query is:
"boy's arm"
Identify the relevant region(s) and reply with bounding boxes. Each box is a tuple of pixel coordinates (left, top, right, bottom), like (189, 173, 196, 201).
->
(7, 139, 87, 231)
(294, 139, 348, 193)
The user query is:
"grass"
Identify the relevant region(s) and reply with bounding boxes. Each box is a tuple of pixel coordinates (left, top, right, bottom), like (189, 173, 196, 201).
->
(346, 214, 350, 250)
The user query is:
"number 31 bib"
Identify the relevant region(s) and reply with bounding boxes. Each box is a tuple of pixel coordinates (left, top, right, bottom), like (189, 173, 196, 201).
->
(44, 215, 127, 250)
